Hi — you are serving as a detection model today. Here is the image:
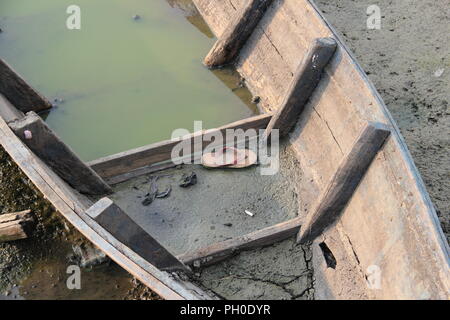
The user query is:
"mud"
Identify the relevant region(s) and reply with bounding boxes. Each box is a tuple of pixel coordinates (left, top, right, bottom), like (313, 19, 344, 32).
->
(111, 142, 304, 256)
(196, 238, 314, 300)
(0, 146, 148, 300)
(315, 0, 449, 242)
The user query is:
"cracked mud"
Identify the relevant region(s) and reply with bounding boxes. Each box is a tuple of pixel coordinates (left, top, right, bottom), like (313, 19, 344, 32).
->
(196, 238, 314, 300)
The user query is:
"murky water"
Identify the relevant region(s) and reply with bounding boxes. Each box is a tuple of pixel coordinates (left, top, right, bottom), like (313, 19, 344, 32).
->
(0, 0, 257, 161)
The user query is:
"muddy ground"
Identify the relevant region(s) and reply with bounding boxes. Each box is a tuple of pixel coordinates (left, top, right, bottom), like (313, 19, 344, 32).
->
(0, 0, 448, 300)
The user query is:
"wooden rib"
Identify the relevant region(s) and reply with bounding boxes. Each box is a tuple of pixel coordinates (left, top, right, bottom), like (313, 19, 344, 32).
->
(203, 0, 274, 68)
(86, 198, 190, 273)
(9, 112, 112, 196)
(297, 122, 391, 243)
(0, 94, 24, 123)
(0, 210, 34, 243)
(263, 37, 337, 139)
(0, 58, 52, 113)
(0, 114, 215, 300)
(178, 217, 301, 268)
(88, 113, 272, 179)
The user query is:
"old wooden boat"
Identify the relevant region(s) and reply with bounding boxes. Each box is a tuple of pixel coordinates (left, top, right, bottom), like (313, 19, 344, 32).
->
(0, 0, 448, 299)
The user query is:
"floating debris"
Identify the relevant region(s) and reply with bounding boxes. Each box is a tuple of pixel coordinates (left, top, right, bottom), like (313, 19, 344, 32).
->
(132, 14, 141, 21)
(179, 172, 197, 188)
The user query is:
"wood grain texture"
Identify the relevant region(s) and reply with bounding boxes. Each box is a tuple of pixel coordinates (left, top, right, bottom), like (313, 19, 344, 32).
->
(263, 37, 337, 139)
(0, 114, 216, 300)
(9, 112, 112, 196)
(0, 58, 52, 113)
(204, 0, 274, 68)
(87, 198, 190, 273)
(193, 0, 450, 299)
(178, 217, 301, 267)
(297, 122, 391, 243)
(0, 210, 34, 242)
(88, 113, 272, 179)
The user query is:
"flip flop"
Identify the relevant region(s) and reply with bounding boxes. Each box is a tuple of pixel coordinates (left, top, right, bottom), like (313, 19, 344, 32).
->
(201, 147, 257, 169)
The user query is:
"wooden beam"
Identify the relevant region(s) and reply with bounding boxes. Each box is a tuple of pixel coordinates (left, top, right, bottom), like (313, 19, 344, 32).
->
(0, 210, 35, 242)
(178, 217, 301, 268)
(203, 0, 274, 68)
(0, 58, 52, 113)
(0, 94, 24, 123)
(263, 37, 337, 139)
(0, 115, 213, 300)
(9, 112, 112, 196)
(297, 122, 391, 243)
(88, 113, 272, 179)
(86, 198, 190, 273)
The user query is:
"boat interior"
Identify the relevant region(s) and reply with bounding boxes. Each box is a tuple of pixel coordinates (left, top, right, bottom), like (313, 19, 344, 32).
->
(0, 0, 448, 300)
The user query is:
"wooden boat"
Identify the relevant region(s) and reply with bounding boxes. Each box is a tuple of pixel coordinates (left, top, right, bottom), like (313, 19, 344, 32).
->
(0, 0, 448, 299)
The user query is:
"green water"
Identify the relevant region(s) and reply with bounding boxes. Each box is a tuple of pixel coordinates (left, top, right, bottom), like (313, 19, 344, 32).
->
(0, 0, 256, 160)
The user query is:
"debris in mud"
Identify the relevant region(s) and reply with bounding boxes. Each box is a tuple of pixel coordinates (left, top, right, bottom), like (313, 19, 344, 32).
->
(245, 210, 255, 217)
(0, 209, 35, 243)
(179, 172, 197, 188)
(155, 186, 172, 199)
(70, 244, 110, 268)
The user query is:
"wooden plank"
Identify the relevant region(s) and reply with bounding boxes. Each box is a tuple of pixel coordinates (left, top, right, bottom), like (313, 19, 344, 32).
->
(263, 37, 337, 139)
(178, 217, 301, 268)
(0, 58, 52, 113)
(0, 210, 34, 242)
(105, 162, 177, 185)
(193, 0, 450, 299)
(88, 113, 272, 179)
(297, 122, 391, 243)
(0, 94, 24, 123)
(0, 115, 216, 300)
(86, 198, 190, 273)
(9, 112, 112, 196)
(204, 0, 274, 68)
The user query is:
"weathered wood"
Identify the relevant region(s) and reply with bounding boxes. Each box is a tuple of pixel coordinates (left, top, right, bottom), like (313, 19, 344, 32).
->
(88, 113, 272, 179)
(263, 37, 337, 139)
(86, 198, 190, 273)
(0, 116, 215, 300)
(203, 0, 274, 68)
(9, 112, 112, 196)
(194, 0, 450, 300)
(297, 122, 391, 243)
(0, 210, 34, 242)
(0, 58, 52, 113)
(0, 94, 24, 123)
(178, 217, 301, 268)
